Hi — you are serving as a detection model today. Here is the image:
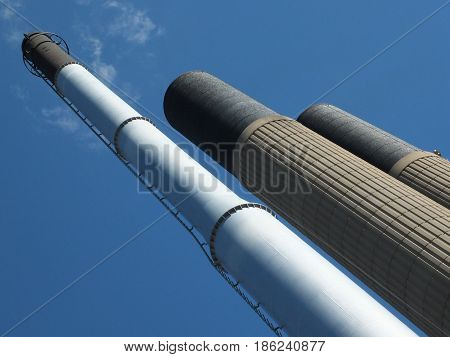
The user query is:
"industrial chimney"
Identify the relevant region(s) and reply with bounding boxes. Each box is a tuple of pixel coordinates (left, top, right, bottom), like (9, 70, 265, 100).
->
(164, 71, 450, 336)
(21, 32, 416, 336)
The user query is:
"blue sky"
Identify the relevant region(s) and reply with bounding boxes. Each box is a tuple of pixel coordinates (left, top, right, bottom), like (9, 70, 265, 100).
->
(0, 0, 448, 336)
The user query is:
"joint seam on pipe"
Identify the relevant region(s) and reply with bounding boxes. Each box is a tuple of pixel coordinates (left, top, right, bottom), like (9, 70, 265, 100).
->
(54, 61, 86, 89)
(233, 115, 290, 178)
(236, 116, 289, 145)
(389, 151, 436, 178)
(209, 203, 275, 268)
(113, 116, 155, 159)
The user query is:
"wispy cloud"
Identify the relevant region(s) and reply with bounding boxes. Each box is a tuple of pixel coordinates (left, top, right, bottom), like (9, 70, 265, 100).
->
(11, 84, 29, 101)
(41, 105, 102, 150)
(74, 0, 93, 5)
(84, 35, 117, 82)
(121, 81, 142, 102)
(42, 106, 80, 133)
(10, 83, 36, 118)
(73, 20, 118, 82)
(72, 1, 163, 106)
(0, 0, 26, 45)
(5, 29, 22, 43)
(104, 0, 158, 44)
(0, 0, 21, 20)
(1, 5, 14, 19)
(11, 82, 98, 150)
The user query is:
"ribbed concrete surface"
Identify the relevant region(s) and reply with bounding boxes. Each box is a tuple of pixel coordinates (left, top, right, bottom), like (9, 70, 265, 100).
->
(397, 155, 450, 209)
(297, 104, 449, 208)
(164, 72, 450, 335)
(236, 118, 450, 336)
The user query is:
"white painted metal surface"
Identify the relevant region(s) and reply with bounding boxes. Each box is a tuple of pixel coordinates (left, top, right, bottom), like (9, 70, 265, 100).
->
(56, 64, 140, 141)
(55, 63, 416, 336)
(215, 208, 417, 336)
(117, 118, 246, 236)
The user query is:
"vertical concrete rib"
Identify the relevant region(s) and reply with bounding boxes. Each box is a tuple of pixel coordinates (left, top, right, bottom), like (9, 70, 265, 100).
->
(164, 71, 450, 336)
(298, 104, 450, 208)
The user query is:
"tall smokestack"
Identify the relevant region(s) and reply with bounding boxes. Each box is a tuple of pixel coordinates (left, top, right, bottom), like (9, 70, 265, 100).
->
(164, 71, 450, 336)
(298, 104, 449, 208)
(21, 33, 416, 336)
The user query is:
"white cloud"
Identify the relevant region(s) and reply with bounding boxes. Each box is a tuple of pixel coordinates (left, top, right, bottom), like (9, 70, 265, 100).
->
(121, 82, 142, 102)
(11, 84, 36, 118)
(11, 84, 29, 101)
(1, 7, 14, 20)
(0, 0, 26, 45)
(42, 106, 80, 133)
(104, 1, 157, 44)
(82, 35, 117, 82)
(94, 61, 117, 82)
(72, 1, 161, 86)
(155, 27, 165, 37)
(5, 29, 22, 43)
(42, 107, 64, 117)
(80, 131, 103, 151)
(41, 106, 101, 150)
(0, 0, 22, 20)
(75, 0, 93, 5)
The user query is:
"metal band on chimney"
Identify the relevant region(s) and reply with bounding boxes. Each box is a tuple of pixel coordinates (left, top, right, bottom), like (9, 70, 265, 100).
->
(209, 203, 275, 268)
(113, 116, 155, 159)
(233, 115, 290, 180)
(389, 151, 435, 178)
(53, 61, 85, 92)
(297, 103, 450, 208)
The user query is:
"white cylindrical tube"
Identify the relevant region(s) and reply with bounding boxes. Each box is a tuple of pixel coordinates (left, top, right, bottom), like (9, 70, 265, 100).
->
(57, 64, 245, 236)
(215, 208, 417, 336)
(54, 63, 416, 336)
